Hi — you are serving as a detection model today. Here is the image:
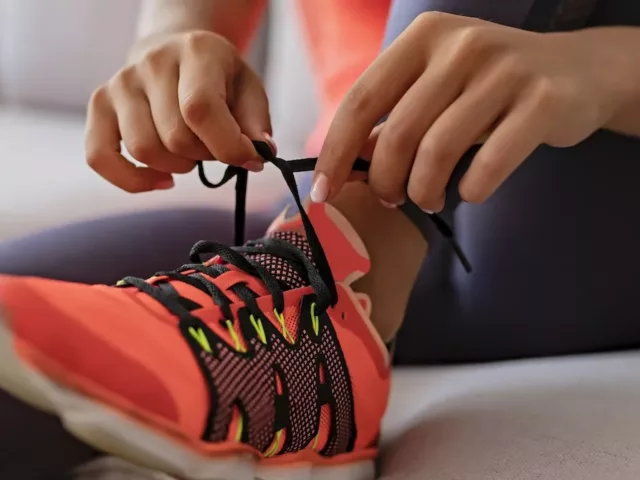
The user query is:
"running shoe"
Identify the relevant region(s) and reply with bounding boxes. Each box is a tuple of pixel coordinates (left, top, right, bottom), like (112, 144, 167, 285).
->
(0, 147, 391, 479)
(0, 141, 469, 479)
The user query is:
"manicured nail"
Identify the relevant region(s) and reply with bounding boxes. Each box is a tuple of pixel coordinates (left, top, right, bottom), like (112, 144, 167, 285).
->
(380, 199, 398, 209)
(264, 132, 278, 155)
(155, 179, 175, 190)
(243, 160, 264, 172)
(310, 173, 329, 203)
(421, 194, 445, 214)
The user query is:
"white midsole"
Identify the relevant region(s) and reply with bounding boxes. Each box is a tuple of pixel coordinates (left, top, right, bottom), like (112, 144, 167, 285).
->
(0, 311, 374, 480)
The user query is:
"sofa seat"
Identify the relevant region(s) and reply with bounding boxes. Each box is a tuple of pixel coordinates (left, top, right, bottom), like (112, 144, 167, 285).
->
(381, 351, 640, 479)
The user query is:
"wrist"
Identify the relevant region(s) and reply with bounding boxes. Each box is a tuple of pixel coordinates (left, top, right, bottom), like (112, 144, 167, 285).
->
(575, 27, 640, 136)
(127, 32, 178, 63)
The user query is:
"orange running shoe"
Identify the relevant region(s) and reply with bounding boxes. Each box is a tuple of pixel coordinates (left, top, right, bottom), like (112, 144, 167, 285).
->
(0, 195, 390, 479)
(0, 141, 469, 479)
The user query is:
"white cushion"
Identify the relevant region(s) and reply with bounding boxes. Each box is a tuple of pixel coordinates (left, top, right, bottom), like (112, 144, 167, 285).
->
(381, 352, 640, 479)
(0, 0, 269, 110)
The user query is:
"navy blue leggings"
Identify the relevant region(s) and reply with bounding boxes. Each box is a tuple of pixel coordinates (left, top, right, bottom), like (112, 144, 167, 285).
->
(2, 138, 640, 365)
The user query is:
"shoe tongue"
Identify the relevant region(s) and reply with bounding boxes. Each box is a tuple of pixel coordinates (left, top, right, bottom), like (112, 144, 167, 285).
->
(245, 219, 314, 290)
(245, 202, 371, 290)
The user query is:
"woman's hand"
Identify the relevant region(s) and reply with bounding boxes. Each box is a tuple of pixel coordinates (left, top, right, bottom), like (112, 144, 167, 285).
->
(313, 12, 632, 211)
(85, 31, 272, 193)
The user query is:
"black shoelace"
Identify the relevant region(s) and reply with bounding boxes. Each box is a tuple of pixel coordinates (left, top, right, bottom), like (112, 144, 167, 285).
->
(121, 141, 470, 323)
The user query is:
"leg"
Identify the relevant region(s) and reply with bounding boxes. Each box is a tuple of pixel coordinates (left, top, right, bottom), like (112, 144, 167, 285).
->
(363, 0, 640, 364)
(0, 388, 99, 479)
(0, 194, 407, 478)
(0, 208, 273, 478)
(287, 176, 428, 343)
(397, 131, 640, 363)
(0, 208, 271, 284)
(330, 184, 427, 342)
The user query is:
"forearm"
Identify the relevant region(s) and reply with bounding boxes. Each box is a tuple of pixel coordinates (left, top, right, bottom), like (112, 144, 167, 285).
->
(578, 26, 640, 138)
(131, 0, 267, 61)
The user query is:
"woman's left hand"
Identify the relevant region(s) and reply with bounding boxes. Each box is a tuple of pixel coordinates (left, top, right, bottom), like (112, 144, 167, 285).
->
(312, 12, 631, 211)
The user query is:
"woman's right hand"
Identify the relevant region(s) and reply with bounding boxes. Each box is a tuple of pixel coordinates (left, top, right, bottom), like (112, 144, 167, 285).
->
(85, 31, 272, 193)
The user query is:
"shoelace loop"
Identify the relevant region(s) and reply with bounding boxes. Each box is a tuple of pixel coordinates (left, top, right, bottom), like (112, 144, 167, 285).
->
(119, 142, 470, 338)
(198, 141, 472, 274)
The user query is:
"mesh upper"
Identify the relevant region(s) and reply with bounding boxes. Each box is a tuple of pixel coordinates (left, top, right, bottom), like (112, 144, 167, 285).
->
(246, 231, 314, 290)
(193, 227, 356, 456)
(200, 321, 354, 456)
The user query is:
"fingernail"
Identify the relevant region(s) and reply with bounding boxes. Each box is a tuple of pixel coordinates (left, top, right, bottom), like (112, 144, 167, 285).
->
(155, 179, 175, 190)
(422, 195, 445, 214)
(264, 132, 278, 155)
(243, 160, 264, 172)
(380, 199, 398, 209)
(310, 173, 329, 203)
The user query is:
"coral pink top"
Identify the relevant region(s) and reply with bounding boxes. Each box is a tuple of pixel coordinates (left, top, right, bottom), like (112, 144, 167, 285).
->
(296, 0, 391, 154)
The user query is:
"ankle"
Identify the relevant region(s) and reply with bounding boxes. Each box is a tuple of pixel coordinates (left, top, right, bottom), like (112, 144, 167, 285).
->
(328, 182, 427, 342)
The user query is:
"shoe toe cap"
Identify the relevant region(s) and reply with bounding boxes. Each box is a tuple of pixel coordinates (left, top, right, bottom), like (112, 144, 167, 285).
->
(0, 275, 181, 425)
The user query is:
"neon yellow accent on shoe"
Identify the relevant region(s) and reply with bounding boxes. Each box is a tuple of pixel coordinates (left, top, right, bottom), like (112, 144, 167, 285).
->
(235, 411, 244, 442)
(225, 320, 246, 353)
(274, 309, 293, 343)
(311, 433, 319, 450)
(310, 302, 320, 336)
(249, 314, 267, 344)
(188, 327, 212, 353)
(264, 429, 284, 457)
(116, 279, 127, 287)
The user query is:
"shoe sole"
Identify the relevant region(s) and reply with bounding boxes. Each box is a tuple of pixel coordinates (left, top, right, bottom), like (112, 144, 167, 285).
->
(0, 310, 374, 480)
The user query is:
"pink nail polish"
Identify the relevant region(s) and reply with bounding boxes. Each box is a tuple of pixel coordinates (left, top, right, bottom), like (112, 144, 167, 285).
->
(243, 160, 264, 172)
(264, 132, 277, 155)
(155, 179, 175, 190)
(380, 199, 398, 209)
(310, 173, 329, 203)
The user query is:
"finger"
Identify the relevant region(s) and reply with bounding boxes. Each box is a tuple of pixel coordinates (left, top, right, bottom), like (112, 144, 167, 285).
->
(109, 79, 196, 175)
(85, 87, 173, 193)
(178, 53, 260, 167)
(459, 91, 550, 203)
(369, 64, 465, 206)
(345, 124, 384, 182)
(313, 29, 427, 202)
(138, 53, 211, 161)
(407, 63, 518, 211)
(359, 123, 384, 161)
(231, 66, 273, 141)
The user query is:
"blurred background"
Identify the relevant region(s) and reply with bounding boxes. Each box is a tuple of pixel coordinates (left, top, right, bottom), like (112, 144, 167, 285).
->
(0, 0, 318, 241)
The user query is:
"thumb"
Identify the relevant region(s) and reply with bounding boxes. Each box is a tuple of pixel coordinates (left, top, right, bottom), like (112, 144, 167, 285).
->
(232, 67, 275, 156)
